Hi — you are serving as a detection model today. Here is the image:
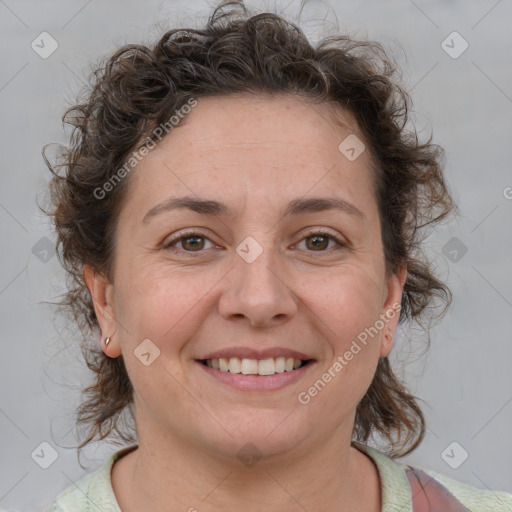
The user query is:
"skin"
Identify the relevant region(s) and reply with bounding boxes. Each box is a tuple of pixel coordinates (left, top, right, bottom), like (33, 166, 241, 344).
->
(85, 93, 406, 512)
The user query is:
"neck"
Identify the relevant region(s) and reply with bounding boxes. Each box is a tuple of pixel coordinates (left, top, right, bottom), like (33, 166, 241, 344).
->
(112, 428, 381, 512)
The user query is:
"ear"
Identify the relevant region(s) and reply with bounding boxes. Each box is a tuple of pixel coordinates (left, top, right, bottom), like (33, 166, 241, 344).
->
(83, 264, 122, 357)
(379, 263, 407, 357)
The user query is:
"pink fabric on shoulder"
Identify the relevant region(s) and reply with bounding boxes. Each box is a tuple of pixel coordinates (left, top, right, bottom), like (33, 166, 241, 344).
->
(406, 468, 471, 512)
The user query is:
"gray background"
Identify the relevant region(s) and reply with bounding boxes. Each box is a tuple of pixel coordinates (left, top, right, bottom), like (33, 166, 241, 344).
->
(0, 0, 511, 510)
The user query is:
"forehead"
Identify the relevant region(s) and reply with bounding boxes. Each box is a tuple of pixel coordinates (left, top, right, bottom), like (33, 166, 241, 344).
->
(128, 93, 377, 216)
(170, 93, 362, 160)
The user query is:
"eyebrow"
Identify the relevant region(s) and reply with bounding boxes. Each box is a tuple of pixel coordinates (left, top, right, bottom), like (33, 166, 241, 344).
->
(142, 195, 365, 223)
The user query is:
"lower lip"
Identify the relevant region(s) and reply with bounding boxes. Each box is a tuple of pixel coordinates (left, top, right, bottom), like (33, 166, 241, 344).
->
(196, 361, 315, 391)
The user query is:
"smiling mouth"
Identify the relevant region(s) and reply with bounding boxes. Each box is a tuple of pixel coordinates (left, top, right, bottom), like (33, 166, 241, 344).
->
(198, 357, 312, 376)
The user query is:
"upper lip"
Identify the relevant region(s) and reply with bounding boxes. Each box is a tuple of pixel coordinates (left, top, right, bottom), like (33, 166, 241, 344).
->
(198, 347, 314, 361)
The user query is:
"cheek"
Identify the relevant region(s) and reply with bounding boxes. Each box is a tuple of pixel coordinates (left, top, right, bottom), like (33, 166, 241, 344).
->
(112, 267, 213, 407)
(305, 266, 384, 395)
(113, 262, 219, 353)
(311, 263, 385, 338)
(297, 318, 382, 422)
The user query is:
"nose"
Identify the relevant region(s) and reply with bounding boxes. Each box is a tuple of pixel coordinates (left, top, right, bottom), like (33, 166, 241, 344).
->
(218, 246, 298, 328)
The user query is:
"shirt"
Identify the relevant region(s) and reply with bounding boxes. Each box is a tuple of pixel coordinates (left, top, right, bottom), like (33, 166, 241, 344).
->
(46, 443, 512, 511)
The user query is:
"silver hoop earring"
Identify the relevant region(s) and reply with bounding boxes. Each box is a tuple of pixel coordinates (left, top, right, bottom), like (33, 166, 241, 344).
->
(105, 336, 111, 347)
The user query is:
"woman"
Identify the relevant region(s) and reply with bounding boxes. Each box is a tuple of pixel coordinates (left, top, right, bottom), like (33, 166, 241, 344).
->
(44, 1, 512, 511)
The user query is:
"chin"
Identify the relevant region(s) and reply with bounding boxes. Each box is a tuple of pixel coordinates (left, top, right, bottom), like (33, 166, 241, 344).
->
(195, 408, 310, 463)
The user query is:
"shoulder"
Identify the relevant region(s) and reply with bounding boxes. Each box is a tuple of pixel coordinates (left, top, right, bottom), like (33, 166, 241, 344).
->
(354, 442, 512, 512)
(45, 445, 138, 512)
(421, 469, 512, 512)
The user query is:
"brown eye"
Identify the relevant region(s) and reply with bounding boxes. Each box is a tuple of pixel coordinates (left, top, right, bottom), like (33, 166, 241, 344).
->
(295, 230, 347, 255)
(305, 235, 330, 251)
(164, 232, 214, 253)
(180, 235, 206, 251)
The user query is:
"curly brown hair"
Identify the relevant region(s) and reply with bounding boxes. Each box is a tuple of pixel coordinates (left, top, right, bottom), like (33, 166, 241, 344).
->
(44, 0, 455, 459)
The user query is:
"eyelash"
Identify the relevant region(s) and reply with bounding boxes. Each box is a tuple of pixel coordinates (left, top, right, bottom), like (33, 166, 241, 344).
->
(163, 228, 348, 257)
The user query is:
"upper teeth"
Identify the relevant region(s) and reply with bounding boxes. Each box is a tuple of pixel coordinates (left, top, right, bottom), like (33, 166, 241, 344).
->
(204, 357, 303, 375)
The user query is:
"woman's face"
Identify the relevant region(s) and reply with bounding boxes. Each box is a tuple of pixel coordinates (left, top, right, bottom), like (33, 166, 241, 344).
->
(87, 94, 405, 461)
